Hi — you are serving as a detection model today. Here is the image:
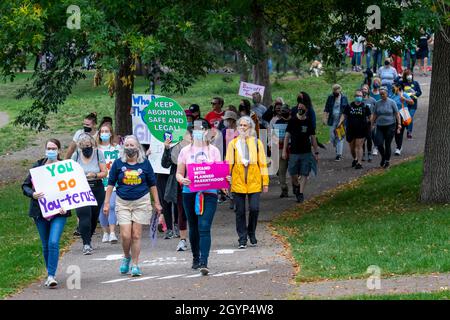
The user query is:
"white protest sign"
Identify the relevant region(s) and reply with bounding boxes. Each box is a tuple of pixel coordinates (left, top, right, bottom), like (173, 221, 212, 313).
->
(238, 81, 265, 99)
(30, 160, 98, 218)
(147, 137, 171, 174)
(131, 94, 162, 144)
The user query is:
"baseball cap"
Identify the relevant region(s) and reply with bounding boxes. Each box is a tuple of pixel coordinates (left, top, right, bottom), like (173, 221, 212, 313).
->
(184, 109, 193, 117)
(189, 104, 200, 113)
(222, 111, 238, 121)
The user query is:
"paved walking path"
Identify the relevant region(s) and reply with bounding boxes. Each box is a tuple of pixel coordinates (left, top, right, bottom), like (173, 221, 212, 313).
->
(8, 75, 446, 300)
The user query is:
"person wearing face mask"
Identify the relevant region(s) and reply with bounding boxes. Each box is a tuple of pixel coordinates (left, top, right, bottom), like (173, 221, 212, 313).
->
(389, 83, 414, 156)
(239, 99, 261, 138)
(104, 135, 162, 277)
(176, 120, 222, 276)
(361, 84, 377, 162)
(251, 92, 268, 129)
(185, 109, 194, 127)
(370, 77, 382, 101)
(272, 105, 291, 197)
(268, 99, 284, 136)
(339, 90, 372, 169)
(226, 116, 269, 249)
(263, 97, 284, 125)
(66, 112, 98, 159)
(283, 105, 319, 203)
(323, 84, 349, 161)
(22, 139, 70, 288)
(377, 58, 398, 94)
(371, 87, 402, 168)
(71, 134, 108, 255)
(221, 110, 239, 155)
(399, 70, 422, 139)
(97, 123, 122, 244)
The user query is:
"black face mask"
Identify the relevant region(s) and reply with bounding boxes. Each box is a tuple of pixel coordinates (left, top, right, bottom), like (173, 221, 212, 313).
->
(124, 148, 138, 158)
(298, 108, 306, 116)
(333, 92, 340, 97)
(384, 61, 390, 66)
(281, 111, 290, 118)
(84, 126, 92, 133)
(82, 147, 94, 158)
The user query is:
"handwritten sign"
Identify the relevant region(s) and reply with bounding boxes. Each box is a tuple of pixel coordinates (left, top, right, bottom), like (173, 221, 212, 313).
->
(187, 162, 230, 192)
(132, 94, 162, 144)
(30, 160, 98, 218)
(238, 81, 265, 99)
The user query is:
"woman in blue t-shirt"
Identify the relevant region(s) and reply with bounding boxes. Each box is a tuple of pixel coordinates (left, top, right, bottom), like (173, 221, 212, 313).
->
(104, 135, 162, 277)
(390, 83, 414, 156)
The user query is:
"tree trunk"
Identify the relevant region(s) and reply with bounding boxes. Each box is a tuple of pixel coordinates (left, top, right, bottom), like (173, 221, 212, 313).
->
(420, 24, 450, 203)
(250, 0, 272, 107)
(237, 50, 249, 82)
(115, 55, 134, 136)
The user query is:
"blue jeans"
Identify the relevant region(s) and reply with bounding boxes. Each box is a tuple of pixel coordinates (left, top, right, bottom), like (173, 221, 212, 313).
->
(183, 192, 218, 266)
(407, 108, 417, 133)
(34, 216, 67, 277)
(352, 52, 362, 66)
(330, 125, 344, 156)
(99, 190, 117, 227)
(372, 49, 382, 72)
(365, 49, 372, 69)
(233, 192, 260, 245)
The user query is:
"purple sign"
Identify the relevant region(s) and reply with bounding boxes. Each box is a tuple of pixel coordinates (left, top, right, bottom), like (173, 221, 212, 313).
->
(187, 162, 230, 192)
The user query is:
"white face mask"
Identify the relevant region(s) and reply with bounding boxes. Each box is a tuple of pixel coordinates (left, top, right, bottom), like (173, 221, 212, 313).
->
(407, 75, 413, 81)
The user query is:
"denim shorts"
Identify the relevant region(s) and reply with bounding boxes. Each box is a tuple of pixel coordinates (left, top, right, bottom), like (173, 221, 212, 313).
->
(288, 153, 313, 176)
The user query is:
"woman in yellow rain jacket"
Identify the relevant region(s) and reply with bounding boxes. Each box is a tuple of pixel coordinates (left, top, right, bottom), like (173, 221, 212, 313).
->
(225, 116, 269, 249)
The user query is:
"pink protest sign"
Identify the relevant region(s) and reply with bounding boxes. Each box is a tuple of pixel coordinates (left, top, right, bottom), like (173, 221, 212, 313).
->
(187, 162, 230, 192)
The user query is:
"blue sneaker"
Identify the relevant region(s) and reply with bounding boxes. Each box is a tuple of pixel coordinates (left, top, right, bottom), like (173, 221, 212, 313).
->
(131, 265, 142, 277)
(120, 257, 131, 274)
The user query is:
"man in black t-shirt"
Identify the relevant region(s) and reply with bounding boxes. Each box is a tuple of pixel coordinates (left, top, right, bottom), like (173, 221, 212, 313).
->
(282, 104, 319, 203)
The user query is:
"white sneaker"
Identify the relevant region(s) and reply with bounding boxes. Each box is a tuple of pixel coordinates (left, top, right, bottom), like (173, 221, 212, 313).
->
(102, 233, 110, 243)
(109, 232, 118, 244)
(372, 147, 378, 156)
(46, 276, 58, 288)
(176, 239, 188, 251)
(395, 148, 401, 156)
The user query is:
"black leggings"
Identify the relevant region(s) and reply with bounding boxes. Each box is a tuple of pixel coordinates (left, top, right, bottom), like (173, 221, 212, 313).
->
(395, 121, 407, 150)
(76, 182, 105, 246)
(363, 126, 374, 154)
(375, 124, 396, 162)
(157, 174, 178, 231)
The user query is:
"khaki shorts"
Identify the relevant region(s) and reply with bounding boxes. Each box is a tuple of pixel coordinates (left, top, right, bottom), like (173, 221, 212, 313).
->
(115, 194, 152, 225)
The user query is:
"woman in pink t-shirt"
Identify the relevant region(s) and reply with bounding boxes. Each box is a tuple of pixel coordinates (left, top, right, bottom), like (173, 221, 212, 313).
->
(176, 120, 222, 276)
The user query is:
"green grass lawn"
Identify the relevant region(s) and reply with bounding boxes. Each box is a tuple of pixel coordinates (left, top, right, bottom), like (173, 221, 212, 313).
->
(0, 71, 364, 155)
(274, 157, 450, 283)
(343, 290, 450, 300)
(0, 182, 77, 299)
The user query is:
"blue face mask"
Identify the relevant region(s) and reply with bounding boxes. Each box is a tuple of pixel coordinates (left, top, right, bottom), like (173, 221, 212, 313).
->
(100, 133, 111, 142)
(355, 97, 363, 103)
(192, 130, 204, 141)
(46, 150, 58, 160)
(187, 122, 193, 127)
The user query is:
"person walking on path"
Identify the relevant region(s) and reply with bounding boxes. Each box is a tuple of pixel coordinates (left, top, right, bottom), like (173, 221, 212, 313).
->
(226, 116, 269, 249)
(371, 87, 402, 169)
(389, 83, 414, 156)
(103, 135, 162, 277)
(272, 105, 291, 197)
(323, 84, 349, 161)
(176, 120, 222, 276)
(97, 123, 121, 244)
(399, 69, 422, 139)
(377, 58, 398, 93)
(361, 84, 377, 162)
(65, 112, 98, 159)
(22, 139, 70, 288)
(339, 89, 372, 169)
(72, 134, 108, 255)
(283, 104, 319, 203)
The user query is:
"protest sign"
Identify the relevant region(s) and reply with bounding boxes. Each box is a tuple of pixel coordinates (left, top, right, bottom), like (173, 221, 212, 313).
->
(142, 96, 187, 143)
(30, 160, 97, 218)
(186, 162, 230, 192)
(238, 81, 265, 99)
(132, 94, 161, 144)
(147, 137, 170, 174)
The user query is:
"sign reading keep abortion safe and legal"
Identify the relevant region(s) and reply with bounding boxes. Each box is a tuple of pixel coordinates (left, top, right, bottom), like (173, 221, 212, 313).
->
(30, 160, 97, 218)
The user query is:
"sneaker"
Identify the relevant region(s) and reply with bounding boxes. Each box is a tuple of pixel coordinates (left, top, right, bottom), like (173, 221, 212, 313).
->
(173, 224, 180, 238)
(368, 154, 373, 163)
(279, 190, 289, 198)
(355, 163, 363, 169)
(73, 227, 81, 237)
(238, 243, 247, 249)
(109, 232, 118, 244)
(383, 161, 390, 169)
(372, 148, 378, 156)
(335, 155, 342, 161)
(176, 239, 188, 251)
(192, 259, 200, 270)
(351, 159, 358, 167)
(120, 257, 131, 274)
(102, 233, 110, 243)
(164, 230, 174, 239)
(46, 276, 58, 288)
(394, 148, 401, 156)
(380, 159, 386, 168)
(131, 265, 142, 277)
(407, 133, 412, 140)
(249, 235, 258, 246)
(199, 265, 209, 276)
(82, 244, 92, 255)
(296, 193, 304, 203)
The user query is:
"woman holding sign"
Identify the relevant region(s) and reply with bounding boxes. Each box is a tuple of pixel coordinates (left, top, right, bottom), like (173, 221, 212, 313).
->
(225, 116, 269, 249)
(104, 135, 162, 277)
(22, 139, 70, 288)
(176, 120, 222, 276)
